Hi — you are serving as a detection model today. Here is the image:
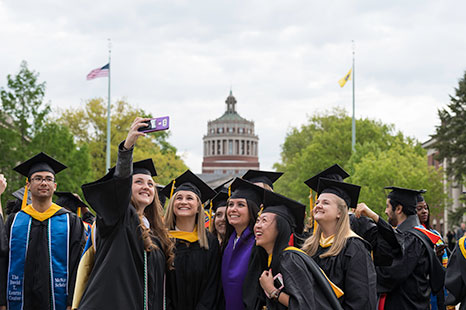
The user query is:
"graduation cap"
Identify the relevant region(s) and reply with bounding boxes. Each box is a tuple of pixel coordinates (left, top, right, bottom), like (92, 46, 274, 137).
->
(108, 158, 157, 177)
(416, 189, 427, 204)
(213, 178, 233, 193)
(161, 170, 216, 203)
(317, 178, 361, 209)
(262, 190, 306, 234)
(385, 186, 424, 209)
(304, 164, 349, 191)
(242, 170, 284, 189)
(133, 159, 157, 176)
(13, 152, 67, 179)
(55, 192, 88, 214)
(156, 184, 167, 207)
(210, 191, 229, 212)
(11, 187, 32, 205)
(229, 177, 265, 207)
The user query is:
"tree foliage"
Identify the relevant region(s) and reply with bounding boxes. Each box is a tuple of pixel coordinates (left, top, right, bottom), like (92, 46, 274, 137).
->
(58, 98, 187, 185)
(432, 71, 466, 184)
(0, 62, 92, 208)
(274, 108, 446, 217)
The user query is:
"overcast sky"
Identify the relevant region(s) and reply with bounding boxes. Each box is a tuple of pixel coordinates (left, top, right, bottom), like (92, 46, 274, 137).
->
(1, 0, 466, 173)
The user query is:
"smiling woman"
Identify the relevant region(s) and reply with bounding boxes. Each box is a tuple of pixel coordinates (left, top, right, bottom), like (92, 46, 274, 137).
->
(221, 177, 264, 310)
(161, 170, 221, 310)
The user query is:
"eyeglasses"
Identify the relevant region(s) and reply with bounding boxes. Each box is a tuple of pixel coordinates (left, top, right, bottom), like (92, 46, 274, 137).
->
(30, 176, 55, 184)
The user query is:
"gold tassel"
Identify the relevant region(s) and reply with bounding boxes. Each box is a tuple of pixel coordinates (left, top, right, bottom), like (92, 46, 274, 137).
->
(21, 179, 28, 210)
(228, 185, 231, 197)
(169, 180, 176, 199)
(258, 205, 263, 216)
(208, 201, 213, 230)
(77, 207, 82, 218)
(309, 189, 318, 234)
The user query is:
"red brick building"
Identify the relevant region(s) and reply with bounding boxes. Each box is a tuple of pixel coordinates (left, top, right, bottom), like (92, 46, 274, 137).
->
(202, 91, 259, 175)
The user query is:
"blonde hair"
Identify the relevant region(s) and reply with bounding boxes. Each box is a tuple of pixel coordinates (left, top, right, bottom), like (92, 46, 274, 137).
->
(164, 191, 209, 250)
(302, 194, 359, 258)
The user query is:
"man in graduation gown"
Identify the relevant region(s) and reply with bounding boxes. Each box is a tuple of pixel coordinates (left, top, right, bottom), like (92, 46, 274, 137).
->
(373, 187, 445, 310)
(0, 153, 85, 310)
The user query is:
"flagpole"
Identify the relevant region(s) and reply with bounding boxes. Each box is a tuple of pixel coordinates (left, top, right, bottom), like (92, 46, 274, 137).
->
(106, 39, 112, 171)
(351, 40, 356, 153)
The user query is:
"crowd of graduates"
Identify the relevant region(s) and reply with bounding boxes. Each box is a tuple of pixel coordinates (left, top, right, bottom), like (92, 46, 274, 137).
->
(0, 116, 465, 309)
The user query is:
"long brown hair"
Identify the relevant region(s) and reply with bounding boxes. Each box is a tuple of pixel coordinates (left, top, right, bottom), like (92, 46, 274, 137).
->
(164, 191, 209, 250)
(131, 189, 175, 269)
(302, 194, 359, 258)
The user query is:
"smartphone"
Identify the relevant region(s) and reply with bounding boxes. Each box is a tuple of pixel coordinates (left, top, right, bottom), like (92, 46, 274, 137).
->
(273, 273, 284, 290)
(138, 116, 170, 133)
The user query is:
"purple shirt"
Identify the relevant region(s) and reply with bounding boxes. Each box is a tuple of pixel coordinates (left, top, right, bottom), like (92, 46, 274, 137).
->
(221, 227, 255, 310)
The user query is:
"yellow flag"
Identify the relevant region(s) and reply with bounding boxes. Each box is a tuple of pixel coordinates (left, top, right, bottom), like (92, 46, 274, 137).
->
(338, 68, 352, 87)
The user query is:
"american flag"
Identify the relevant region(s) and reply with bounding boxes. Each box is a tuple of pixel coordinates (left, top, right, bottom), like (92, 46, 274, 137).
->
(86, 63, 109, 80)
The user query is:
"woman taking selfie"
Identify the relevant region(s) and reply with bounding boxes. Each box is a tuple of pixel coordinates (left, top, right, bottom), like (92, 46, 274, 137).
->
(302, 177, 377, 310)
(255, 190, 343, 310)
(77, 117, 174, 310)
(162, 170, 221, 310)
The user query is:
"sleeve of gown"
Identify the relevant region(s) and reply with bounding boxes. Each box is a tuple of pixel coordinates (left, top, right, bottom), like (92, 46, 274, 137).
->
(342, 239, 377, 310)
(196, 235, 221, 310)
(0, 214, 11, 306)
(376, 233, 425, 292)
(445, 241, 466, 306)
(81, 141, 133, 230)
(67, 213, 86, 306)
(372, 218, 402, 266)
(282, 251, 334, 310)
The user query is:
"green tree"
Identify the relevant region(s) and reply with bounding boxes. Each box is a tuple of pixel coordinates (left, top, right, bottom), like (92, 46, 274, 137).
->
(0, 62, 92, 210)
(273, 108, 446, 217)
(1, 61, 50, 141)
(432, 71, 466, 184)
(30, 123, 93, 196)
(58, 98, 187, 184)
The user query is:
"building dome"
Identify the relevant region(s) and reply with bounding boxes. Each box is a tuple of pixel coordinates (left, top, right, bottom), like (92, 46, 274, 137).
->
(202, 91, 259, 175)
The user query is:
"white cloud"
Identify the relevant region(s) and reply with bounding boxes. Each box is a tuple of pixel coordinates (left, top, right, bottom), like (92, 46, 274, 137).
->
(2, 0, 466, 174)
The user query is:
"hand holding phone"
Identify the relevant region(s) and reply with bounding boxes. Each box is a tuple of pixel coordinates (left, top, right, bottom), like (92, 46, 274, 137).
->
(138, 116, 170, 133)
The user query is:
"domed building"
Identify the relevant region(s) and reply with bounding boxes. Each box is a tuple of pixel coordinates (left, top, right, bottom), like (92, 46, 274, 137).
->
(201, 91, 259, 176)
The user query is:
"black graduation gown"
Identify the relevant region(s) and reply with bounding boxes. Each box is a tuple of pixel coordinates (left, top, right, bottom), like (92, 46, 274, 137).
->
(265, 250, 341, 310)
(445, 237, 466, 309)
(376, 215, 443, 310)
(0, 214, 9, 305)
(79, 172, 166, 310)
(349, 214, 401, 266)
(3, 207, 85, 309)
(166, 232, 221, 310)
(312, 237, 377, 310)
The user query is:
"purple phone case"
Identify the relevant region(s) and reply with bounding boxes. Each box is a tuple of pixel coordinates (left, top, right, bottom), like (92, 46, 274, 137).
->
(140, 116, 170, 133)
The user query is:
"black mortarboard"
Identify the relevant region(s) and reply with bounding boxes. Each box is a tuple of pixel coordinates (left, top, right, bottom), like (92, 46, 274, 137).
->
(213, 178, 233, 193)
(416, 189, 427, 204)
(108, 158, 157, 177)
(304, 164, 349, 191)
(55, 192, 88, 213)
(229, 177, 265, 207)
(161, 170, 216, 203)
(385, 186, 424, 209)
(317, 178, 361, 209)
(156, 184, 167, 206)
(133, 159, 157, 177)
(242, 170, 284, 189)
(11, 187, 32, 205)
(13, 152, 67, 179)
(262, 190, 306, 234)
(210, 191, 229, 212)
